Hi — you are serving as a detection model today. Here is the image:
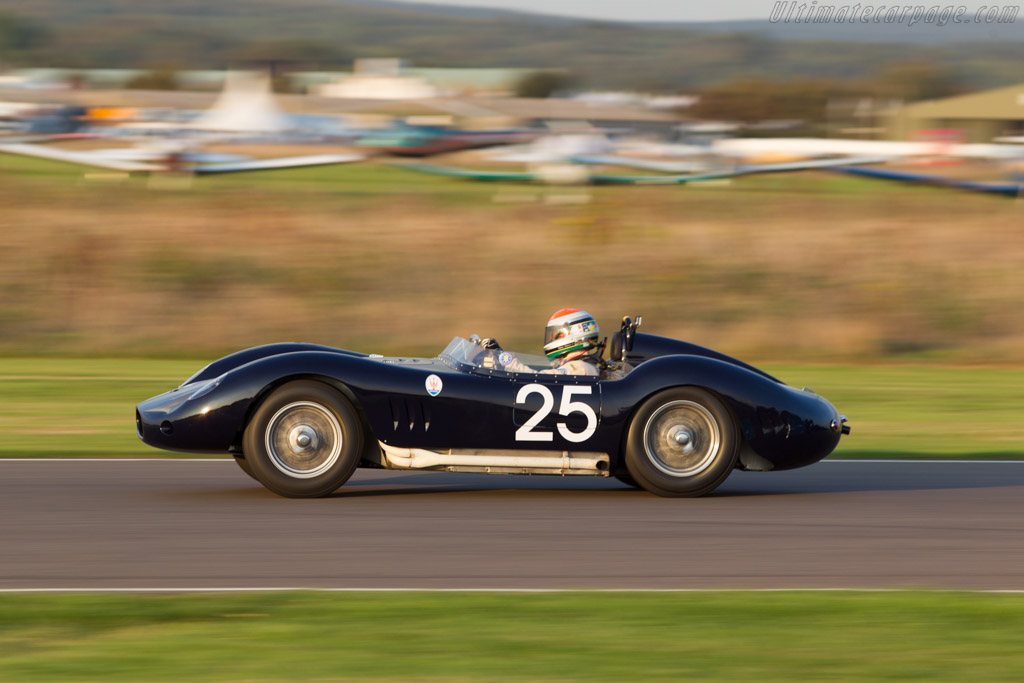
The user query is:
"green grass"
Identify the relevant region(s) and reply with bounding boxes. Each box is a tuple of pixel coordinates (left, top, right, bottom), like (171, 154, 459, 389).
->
(0, 358, 1021, 459)
(2, 591, 1024, 681)
(768, 364, 1024, 459)
(0, 358, 197, 458)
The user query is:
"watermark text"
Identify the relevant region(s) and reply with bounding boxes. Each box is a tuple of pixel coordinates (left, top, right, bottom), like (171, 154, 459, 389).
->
(769, 2, 1019, 25)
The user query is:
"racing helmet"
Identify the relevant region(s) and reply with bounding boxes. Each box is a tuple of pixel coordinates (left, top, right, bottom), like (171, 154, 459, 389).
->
(543, 309, 600, 360)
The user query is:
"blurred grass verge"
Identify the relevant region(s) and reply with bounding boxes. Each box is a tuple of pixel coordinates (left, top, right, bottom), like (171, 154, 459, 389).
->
(2, 591, 1024, 681)
(0, 358, 1020, 459)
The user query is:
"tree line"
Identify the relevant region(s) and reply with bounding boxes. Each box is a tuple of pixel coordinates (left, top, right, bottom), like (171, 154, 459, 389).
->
(0, 1, 1019, 101)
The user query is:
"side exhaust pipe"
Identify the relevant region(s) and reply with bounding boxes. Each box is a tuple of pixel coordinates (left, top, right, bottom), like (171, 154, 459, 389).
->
(379, 442, 611, 475)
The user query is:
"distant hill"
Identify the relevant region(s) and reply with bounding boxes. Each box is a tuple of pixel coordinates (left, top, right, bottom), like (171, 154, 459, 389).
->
(1, 0, 1022, 90)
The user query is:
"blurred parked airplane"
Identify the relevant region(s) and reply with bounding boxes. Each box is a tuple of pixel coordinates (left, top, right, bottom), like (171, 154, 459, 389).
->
(712, 137, 1024, 162)
(0, 139, 363, 174)
(486, 130, 712, 173)
(0, 71, 365, 174)
(397, 155, 889, 185)
(830, 165, 1022, 197)
(356, 121, 540, 157)
(710, 137, 1023, 197)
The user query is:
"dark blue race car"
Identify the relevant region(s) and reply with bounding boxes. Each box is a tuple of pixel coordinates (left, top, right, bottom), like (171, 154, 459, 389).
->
(136, 316, 849, 498)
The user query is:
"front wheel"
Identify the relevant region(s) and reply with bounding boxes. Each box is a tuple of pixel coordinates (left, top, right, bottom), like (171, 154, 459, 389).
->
(242, 380, 363, 498)
(624, 387, 739, 497)
(233, 454, 256, 480)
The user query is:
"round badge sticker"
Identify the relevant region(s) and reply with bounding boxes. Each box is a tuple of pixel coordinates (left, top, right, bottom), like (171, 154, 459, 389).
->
(498, 351, 513, 368)
(425, 374, 443, 397)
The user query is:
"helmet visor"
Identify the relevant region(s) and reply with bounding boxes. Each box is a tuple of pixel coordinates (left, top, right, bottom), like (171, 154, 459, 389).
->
(544, 316, 599, 356)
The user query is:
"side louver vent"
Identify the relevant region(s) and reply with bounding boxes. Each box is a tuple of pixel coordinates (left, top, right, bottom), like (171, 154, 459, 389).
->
(388, 398, 431, 432)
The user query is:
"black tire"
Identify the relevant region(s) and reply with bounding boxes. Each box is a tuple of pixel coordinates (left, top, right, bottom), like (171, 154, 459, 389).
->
(242, 380, 363, 498)
(233, 454, 256, 480)
(624, 387, 739, 497)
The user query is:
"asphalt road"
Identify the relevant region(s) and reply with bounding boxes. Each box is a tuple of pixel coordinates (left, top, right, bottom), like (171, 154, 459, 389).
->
(2, 460, 1023, 590)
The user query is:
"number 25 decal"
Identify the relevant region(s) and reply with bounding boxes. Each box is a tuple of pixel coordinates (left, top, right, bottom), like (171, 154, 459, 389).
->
(515, 384, 597, 443)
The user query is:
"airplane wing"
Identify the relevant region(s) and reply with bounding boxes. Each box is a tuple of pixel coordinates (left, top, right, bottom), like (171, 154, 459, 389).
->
(832, 166, 1022, 197)
(190, 153, 365, 174)
(595, 156, 887, 184)
(570, 155, 709, 173)
(588, 170, 738, 184)
(398, 157, 887, 185)
(713, 137, 919, 159)
(713, 137, 1024, 162)
(731, 156, 890, 175)
(394, 162, 539, 182)
(0, 142, 164, 172)
(0, 143, 364, 175)
(398, 162, 738, 185)
(573, 152, 884, 176)
(88, 149, 249, 164)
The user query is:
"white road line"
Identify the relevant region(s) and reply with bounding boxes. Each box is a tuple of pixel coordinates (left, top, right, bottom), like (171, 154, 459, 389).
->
(0, 458, 234, 464)
(0, 377, 180, 381)
(1, 587, 1023, 593)
(1, 458, 1023, 464)
(823, 459, 1024, 464)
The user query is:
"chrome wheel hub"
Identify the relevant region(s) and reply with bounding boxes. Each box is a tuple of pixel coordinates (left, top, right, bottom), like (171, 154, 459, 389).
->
(671, 427, 694, 451)
(643, 400, 721, 478)
(265, 401, 342, 479)
(288, 425, 319, 453)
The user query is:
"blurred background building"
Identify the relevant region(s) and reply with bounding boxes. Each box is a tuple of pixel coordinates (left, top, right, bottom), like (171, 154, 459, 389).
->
(884, 82, 1024, 142)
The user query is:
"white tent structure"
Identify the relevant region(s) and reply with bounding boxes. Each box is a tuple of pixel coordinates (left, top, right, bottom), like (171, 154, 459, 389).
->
(192, 71, 292, 134)
(0, 69, 369, 175)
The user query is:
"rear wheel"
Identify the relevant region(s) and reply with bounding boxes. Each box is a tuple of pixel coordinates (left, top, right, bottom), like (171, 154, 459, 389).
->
(625, 387, 739, 497)
(242, 380, 363, 498)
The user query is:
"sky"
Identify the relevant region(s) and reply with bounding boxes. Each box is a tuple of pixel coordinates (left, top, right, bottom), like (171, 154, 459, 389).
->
(396, 0, 1005, 22)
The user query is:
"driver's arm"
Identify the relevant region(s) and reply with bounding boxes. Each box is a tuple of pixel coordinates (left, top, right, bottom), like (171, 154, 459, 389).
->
(500, 353, 538, 373)
(474, 338, 538, 373)
(507, 357, 595, 375)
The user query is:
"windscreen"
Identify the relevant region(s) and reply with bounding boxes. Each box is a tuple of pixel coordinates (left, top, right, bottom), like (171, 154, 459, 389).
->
(439, 337, 551, 374)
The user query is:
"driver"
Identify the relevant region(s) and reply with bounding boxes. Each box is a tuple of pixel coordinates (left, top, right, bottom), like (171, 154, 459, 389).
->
(480, 309, 602, 376)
